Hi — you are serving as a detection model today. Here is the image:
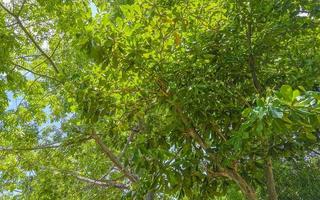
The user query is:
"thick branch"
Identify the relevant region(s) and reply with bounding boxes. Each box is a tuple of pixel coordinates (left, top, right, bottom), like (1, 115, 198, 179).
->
(156, 78, 208, 150)
(96, 129, 137, 184)
(145, 191, 155, 200)
(208, 169, 257, 200)
(246, 4, 276, 199)
(265, 157, 278, 200)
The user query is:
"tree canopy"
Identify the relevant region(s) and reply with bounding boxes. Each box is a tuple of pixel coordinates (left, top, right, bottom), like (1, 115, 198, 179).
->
(0, 0, 319, 199)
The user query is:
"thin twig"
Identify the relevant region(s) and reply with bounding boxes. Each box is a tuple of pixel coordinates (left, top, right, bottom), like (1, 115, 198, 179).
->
(14, 63, 60, 82)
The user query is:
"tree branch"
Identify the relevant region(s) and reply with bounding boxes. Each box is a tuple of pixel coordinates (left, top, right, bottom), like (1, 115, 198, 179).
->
(155, 78, 208, 150)
(0, 136, 92, 152)
(91, 130, 138, 183)
(207, 168, 258, 200)
(74, 174, 129, 189)
(48, 167, 129, 190)
(246, 16, 263, 94)
(0, 2, 59, 73)
(13, 63, 61, 82)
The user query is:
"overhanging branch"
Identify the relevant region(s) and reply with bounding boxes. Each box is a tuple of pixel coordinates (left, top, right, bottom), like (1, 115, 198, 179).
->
(0, 2, 60, 73)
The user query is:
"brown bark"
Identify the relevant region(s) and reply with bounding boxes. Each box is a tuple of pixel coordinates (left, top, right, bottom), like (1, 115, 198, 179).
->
(225, 169, 258, 200)
(265, 157, 278, 200)
(208, 169, 257, 200)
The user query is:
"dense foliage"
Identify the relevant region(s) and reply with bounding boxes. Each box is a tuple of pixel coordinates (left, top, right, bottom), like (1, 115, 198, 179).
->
(0, 0, 319, 199)
(275, 157, 320, 200)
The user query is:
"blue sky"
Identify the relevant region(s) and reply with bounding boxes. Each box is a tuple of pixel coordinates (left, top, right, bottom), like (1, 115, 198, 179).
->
(89, 1, 98, 17)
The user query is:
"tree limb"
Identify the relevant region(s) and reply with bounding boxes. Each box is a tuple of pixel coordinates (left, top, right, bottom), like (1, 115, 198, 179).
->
(0, 136, 92, 152)
(48, 167, 129, 190)
(13, 63, 61, 82)
(155, 78, 208, 150)
(246, 16, 263, 94)
(0, 2, 59, 73)
(91, 130, 138, 183)
(74, 174, 129, 189)
(208, 168, 258, 200)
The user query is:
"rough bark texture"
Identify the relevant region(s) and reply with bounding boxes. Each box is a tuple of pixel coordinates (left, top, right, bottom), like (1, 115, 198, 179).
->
(265, 157, 278, 200)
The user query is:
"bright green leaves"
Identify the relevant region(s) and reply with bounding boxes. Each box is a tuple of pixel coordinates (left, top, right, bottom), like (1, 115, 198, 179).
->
(292, 89, 301, 101)
(280, 85, 294, 102)
(0, 0, 319, 199)
(305, 132, 317, 141)
(119, 4, 141, 22)
(242, 108, 252, 117)
(232, 85, 320, 156)
(278, 85, 302, 105)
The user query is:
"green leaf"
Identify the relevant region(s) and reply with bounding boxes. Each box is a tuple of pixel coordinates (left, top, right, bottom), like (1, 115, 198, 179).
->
(242, 108, 252, 117)
(292, 90, 301, 101)
(280, 85, 293, 102)
(305, 132, 317, 141)
(298, 86, 306, 92)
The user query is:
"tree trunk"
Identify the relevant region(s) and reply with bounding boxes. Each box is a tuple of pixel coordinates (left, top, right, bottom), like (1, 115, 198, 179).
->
(225, 169, 258, 200)
(265, 157, 278, 200)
